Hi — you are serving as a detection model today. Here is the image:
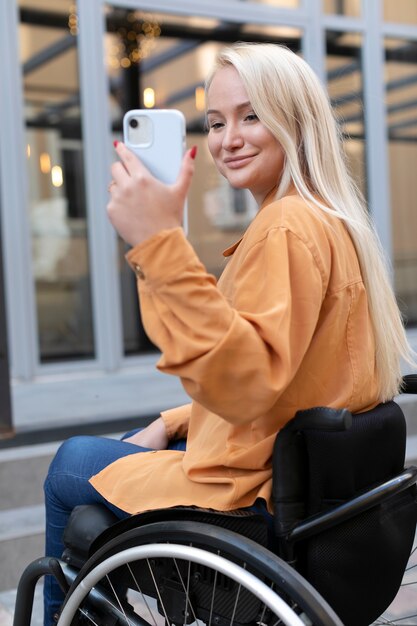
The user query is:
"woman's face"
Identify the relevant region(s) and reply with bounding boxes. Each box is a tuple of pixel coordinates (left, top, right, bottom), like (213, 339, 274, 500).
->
(206, 65, 285, 206)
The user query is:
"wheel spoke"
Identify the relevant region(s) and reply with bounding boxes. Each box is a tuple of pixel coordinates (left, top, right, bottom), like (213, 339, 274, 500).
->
(229, 562, 245, 626)
(126, 562, 159, 626)
(208, 554, 219, 626)
(76, 605, 100, 625)
(105, 574, 134, 625)
(169, 554, 201, 626)
(374, 614, 417, 625)
(146, 557, 171, 626)
(399, 580, 417, 586)
(258, 582, 275, 626)
(184, 556, 192, 626)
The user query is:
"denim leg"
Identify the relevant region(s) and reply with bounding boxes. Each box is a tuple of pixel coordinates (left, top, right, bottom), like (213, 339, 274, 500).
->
(43, 435, 153, 626)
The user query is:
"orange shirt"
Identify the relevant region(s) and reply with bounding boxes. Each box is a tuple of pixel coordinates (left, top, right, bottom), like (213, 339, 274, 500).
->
(90, 192, 379, 514)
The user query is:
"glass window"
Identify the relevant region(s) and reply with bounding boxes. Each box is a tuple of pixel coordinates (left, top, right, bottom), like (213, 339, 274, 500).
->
(238, 0, 299, 6)
(384, 0, 417, 25)
(323, 0, 361, 17)
(385, 38, 417, 326)
(326, 32, 366, 198)
(18, 0, 95, 363)
(104, 5, 302, 356)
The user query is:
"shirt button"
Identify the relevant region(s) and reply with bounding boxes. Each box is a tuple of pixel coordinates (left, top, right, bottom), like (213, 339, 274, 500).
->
(132, 263, 145, 279)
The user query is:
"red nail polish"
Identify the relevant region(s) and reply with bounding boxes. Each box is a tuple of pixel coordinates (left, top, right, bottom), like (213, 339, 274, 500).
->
(113, 140, 119, 148)
(190, 145, 197, 160)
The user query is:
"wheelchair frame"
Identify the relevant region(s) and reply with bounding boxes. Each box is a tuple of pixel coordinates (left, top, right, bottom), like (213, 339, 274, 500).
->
(13, 374, 417, 626)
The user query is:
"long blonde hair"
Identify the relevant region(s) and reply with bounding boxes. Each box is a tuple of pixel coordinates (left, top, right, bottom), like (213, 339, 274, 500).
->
(206, 42, 415, 402)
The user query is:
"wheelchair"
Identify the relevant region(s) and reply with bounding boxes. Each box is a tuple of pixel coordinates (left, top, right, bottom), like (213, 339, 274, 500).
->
(13, 374, 417, 626)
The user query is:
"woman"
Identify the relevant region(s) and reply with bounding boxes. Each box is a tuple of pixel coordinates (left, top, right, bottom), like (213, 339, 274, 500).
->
(43, 42, 414, 624)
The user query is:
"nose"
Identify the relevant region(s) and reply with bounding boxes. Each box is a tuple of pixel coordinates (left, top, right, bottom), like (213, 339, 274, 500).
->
(222, 122, 244, 151)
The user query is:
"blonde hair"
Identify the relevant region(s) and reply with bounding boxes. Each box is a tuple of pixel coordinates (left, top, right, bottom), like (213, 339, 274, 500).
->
(206, 42, 415, 402)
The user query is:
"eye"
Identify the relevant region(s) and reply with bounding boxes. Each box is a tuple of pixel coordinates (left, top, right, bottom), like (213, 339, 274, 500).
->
(244, 113, 258, 122)
(208, 121, 224, 131)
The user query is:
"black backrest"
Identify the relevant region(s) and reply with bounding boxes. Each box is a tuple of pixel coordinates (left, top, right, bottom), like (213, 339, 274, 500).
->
(272, 400, 406, 532)
(304, 400, 406, 514)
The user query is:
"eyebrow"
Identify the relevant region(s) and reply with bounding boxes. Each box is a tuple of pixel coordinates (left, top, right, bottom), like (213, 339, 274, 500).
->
(206, 101, 252, 116)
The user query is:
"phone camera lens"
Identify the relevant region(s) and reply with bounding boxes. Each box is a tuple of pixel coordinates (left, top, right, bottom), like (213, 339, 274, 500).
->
(129, 118, 139, 129)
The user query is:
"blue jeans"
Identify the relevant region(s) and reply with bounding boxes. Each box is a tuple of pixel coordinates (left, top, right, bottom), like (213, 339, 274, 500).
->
(43, 430, 186, 626)
(43, 431, 273, 625)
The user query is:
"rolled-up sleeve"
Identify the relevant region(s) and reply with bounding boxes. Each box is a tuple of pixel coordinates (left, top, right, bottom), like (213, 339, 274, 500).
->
(161, 403, 191, 440)
(126, 225, 324, 426)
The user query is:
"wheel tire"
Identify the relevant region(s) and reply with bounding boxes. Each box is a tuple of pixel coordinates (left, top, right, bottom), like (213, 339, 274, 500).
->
(58, 521, 343, 626)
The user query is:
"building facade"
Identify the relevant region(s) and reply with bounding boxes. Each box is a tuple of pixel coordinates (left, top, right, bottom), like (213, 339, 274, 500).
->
(0, 0, 417, 432)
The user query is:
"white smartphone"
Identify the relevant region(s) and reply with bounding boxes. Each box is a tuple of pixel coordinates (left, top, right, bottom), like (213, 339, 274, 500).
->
(123, 109, 188, 232)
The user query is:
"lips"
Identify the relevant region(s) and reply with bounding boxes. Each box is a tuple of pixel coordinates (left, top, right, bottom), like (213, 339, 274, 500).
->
(224, 155, 255, 168)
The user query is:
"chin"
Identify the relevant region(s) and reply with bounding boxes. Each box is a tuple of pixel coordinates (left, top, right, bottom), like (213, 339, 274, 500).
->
(226, 175, 254, 190)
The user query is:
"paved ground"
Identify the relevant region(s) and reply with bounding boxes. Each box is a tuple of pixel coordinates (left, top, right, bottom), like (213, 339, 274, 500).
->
(377, 543, 417, 625)
(0, 585, 42, 625)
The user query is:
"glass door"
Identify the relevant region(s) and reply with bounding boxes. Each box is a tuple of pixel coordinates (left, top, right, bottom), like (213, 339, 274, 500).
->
(19, 0, 95, 362)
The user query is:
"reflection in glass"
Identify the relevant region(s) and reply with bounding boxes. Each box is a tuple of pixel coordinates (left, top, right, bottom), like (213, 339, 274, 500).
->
(326, 32, 366, 198)
(385, 39, 417, 326)
(322, 0, 360, 17)
(104, 5, 302, 356)
(19, 1, 95, 362)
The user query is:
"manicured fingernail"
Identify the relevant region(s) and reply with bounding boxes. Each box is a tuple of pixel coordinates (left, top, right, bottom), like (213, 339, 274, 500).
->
(113, 140, 119, 148)
(190, 145, 197, 160)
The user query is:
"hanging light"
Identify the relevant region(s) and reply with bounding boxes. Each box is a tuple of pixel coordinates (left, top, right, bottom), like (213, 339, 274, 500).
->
(51, 166, 63, 188)
(195, 86, 205, 112)
(68, 3, 78, 36)
(40, 153, 51, 174)
(120, 57, 131, 69)
(143, 87, 155, 108)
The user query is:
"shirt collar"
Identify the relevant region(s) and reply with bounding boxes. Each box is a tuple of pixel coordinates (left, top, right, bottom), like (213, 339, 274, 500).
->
(221, 187, 282, 257)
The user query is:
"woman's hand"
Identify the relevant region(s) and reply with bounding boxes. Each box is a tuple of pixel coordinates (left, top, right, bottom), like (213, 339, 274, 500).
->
(123, 417, 169, 450)
(107, 142, 196, 247)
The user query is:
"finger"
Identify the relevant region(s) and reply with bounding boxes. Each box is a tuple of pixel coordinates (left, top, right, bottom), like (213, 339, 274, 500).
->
(111, 161, 129, 186)
(174, 146, 197, 198)
(115, 141, 149, 177)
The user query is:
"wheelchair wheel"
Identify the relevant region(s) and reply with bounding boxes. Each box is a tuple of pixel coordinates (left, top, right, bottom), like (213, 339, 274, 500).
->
(57, 520, 342, 626)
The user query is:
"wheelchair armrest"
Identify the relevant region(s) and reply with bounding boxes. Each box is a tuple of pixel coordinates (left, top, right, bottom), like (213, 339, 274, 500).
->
(283, 466, 417, 544)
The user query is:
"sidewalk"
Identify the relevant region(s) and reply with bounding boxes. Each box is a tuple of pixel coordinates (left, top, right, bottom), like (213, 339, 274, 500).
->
(0, 585, 42, 626)
(0, 607, 11, 626)
(382, 543, 417, 625)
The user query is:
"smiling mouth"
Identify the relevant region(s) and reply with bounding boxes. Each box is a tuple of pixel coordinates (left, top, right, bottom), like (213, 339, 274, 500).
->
(224, 155, 255, 168)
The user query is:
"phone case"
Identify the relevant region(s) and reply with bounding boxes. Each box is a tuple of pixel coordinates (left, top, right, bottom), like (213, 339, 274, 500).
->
(123, 109, 186, 185)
